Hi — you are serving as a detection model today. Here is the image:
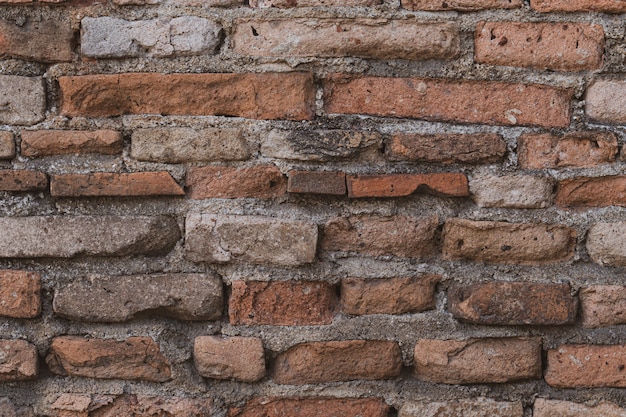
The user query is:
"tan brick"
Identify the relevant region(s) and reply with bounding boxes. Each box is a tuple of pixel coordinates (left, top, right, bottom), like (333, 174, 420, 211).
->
(580, 286, 626, 328)
(400, 398, 524, 417)
(545, 344, 626, 387)
(475, 22, 604, 71)
(46, 336, 171, 382)
(442, 218, 576, 265)
(0, 170, 47, 192)
(251, 0, 380, 7)
(51, 172, 184, 197)
(587, 222, 626, 267)
(557, 176, 626, 208)
(0, 19, 73, 63)
(194, 336, 265, 382)
(534, 398, 626, 417)
(322, 215, 438, 258)
(341, 275, 440, 315)
(347, 173, 469, 198)
(0, 76, 45, 125)
(229, 397, 390, 417)
(324, 76, 572, 128)
(0, 132, 15, 160)
(59, 73, 315, 121)
(273, 340, 402, 384)
(531, 0, 626, 13)
(229, 280, 337, 326)
(187, 166, 286, 199)
(0, 339, 38, 381)
(586, 80, 626, 124)
(0, 270, 40, 319)
(414, 337, 542, 384)
(469, 174, 554, 208)
(21, 130, 123, 157)
(402, 0, 522, 10)
(287, 171, 346, 195)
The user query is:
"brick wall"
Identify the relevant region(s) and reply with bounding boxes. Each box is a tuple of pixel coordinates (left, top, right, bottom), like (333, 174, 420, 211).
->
(0, 0, 625, 415)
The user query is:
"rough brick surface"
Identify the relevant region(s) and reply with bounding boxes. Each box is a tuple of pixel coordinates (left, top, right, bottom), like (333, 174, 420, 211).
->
(0, 19, 73, 63)
(229, 397, 390, 417)
(229, 280, 337, 326)
(187, 166, 286, 199)
(0, 170, 47, 192)
(194, 336, 265, 382)
(402, 0, 522, 10)
(347, 173, 469, 198)
(0, 340, 38, 381)
(287, 171, 346, 195)
(414, 338, 542, 384)
(448, 282, 577, 325)
(341, 275, 440, 315)
(586, 80, 626, 124)
(469, 174, 554, 208)
(46, 336, 171, 382)
(0, 76, 45, 125)
(442, 219, 576, 264)
(400, 398, 524, 417)
(251, 0, 380, 7)
(21, 130, 123, 157)
(50, 172, 184, 197)
(59, 73, 315, 120)
(587, 222, 626, 267)
(0, 270, 40, 319)
(273, 340, 402, 384)
(534, 399, 626, 417)
(185, 214, 317, 265)
(0, 132, 14, 159)
(531, 0, 626, 12)
(53, 273, 223, 322)
(322, 215, 438, 258)
(545, 344, 626, 388)
(580, 286, 626, 328)
(324, 76, 572, 128)
(557, 176, 626, 208)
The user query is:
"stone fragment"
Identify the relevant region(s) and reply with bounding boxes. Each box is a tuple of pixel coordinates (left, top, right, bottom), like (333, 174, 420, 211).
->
(400, 398, 524, 417)
(0, 76, 45, 125)
(0, 270, 40, 318)
(545, 344, 626, 387)
(587, 223, 626, 267)
(0, 339, 38, 381)
(194, 336, 265, 382)
(187, 166, 286, 199)
(21, 130, 122, 157)
(469, 174, 554, 208)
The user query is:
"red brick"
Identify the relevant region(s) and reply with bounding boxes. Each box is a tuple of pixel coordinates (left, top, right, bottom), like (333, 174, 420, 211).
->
(347, 173, 468, 198)
(273, 340, 402, 384)
(414, 337, 542, 384)
(0, 19, 73, 63)
(580, 286, 626, 328)
(50, 172, 184, 197)
(287, 171, 346, 195)
(0, 170, 47, 192)
(229, 397, 389, 417)
(324, 76, 572, 128)
(0, 270, 40, 319)
(531, 0, 626, 13)
(229, 280, 337, 326)
(322, 215, 438, 258)
(194, 336, 265, 382)
(187, 166, 286, 199)
(545, 344, 626, 388)
(59, 73, 315, 121)
(475, 22, 604, 71)
(21, 130, 123, 157)
(556, 176, 626, 208)
(0, 339, 38, 381)
(402, 0, 522, 10)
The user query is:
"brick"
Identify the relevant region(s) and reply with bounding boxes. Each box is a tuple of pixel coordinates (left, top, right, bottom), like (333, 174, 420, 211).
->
(251, 0, 380, 6)
(324, 76, 572, 128)
(545, 344, 626, 387)
(0, 215, 180, 258)
(341, 275, 440, 315)
(448, 282, 577, 325)
(580, 286, 626, 328)
(81, 17, 222, 58)
(233, 19, 459, 60)
(531, 0, 626, 13)
(59, 73, 315, 121)
(534, 399, 626, 417)
(347, 173, 469, 198)
(273, 340, 402, 384)
(187, 166, 286, 199)
(0, 170, 47, 192)
(386, 133, 506, 164)
(322, 215, 438, 258)
(518, 131, 618, 169)
(469, 174, 554, 208)
(587, 223, 626, 267)
(0, 270, 40, 319)
(21, 130, 123, 157)
(402, 0, 521, 10)
(557, 176, 626, 208)
(229, 397, 389, 417)
(475, 22, 604, 71)
(0, 19, 73, 63)
(442, 219, 576, 265)
(0, 132, 14, 159)
(46, 336, 171, 382)
(0, 76, 45, 125)
(194, 336, 265, 382)
(414, 337, 542, 384)
(51, 172, 184, 197)
(53, 273, 222, 322)
(131, 127, 249, 163)
(287, 171, 346, 195)
(185, 214, 317, 266)
(229, 280, 337, 326)
(400, 398, 523, 417)
(586, 80, 626, 124)
(262, 129, 382, 161)
(0, 339, 38, 381)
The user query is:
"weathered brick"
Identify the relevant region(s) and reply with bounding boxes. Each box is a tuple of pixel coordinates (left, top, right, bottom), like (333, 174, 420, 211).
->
(21, 130, 123, 157)
(0, 270, 40, 319)
(0, 339, 38, 381)
(534, 399, 626, 417)
(0, 76, 45, 125)
(233, 19, 458, 60)
(194, 336, 265, 382)
(341, 275, 440, 315)
(229, 397, 389, 417)
(46, 336, 171, 382)
(251, 0, 379, 6)
(402, 0, 522, 10)
(53, 273, 223, 322)
(273, 340, 402, 384)
(475, 22, 604, 71)
(469, 174, 554, 208)
(324, 76, 572, 128)
(400, 398, 523, 417)
(287, 171, 346, 195)
(448, 282, 577, 325)
(131, 127, 249, 163)
(185, 214, 317, 266)
(347, 173, 469, 198)
(386, 133, 506, 164)
(59, 73, 315, 120)
(322, 215, 438, 258)
(442, 219, 576, 265)
(0, 19, 73, 63)
(0, 132, 15, 160)
(531, 0, 626, 13)
(0, 216, 180, 258)
(545, 344, 626, 387)
(557, 176, 626, 208)
(0, 170, 47, 192)
(586, 80, 626, 124)
(518, 131, 618, 169)
(51, 172, 184, 197)
(414, 337, 542, 384)
(587, 223, 626, 267)
(187, 166, 286, 199)
(580, 286, 626, 328)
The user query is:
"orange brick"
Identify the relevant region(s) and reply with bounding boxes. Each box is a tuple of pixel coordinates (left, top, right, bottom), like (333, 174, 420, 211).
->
(556, 176, 626, 208)
(346, 173, 468, 198)
(187, 166, 286, 199)
(50, 172, 184, 197)
(21, 130, 123, 157)
(546, 344, 626, 388)
(0, 270, 40, 319)
(0, 170, 47, 191)
(531, 0, 626, 13)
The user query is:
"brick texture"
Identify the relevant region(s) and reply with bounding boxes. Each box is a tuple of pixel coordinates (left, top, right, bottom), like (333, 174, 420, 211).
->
(557, 176, 626, 208)
(229, 397, 390, 417)
(469, 174, 554, 208)
(402, 0, 522, 10)
(187, 166, 286, 199)
(0, 339, 38, 381)
(0, 170, 47, 191)
(0, 270, 40, 319)
(346, 173, 469, 198)
(534, 399, 626, 417)
(0, 76, 45, 125)
(580, 286, 626, 328)
(194, 336, 265, 382)
(0, 132, 14, 159)
(287, 171, 346, 195)
(400, 398, 523, 417)
(50, 172, 184, 197)
(531, 0, 626, 12)
(587, 222, 626, 267)
(545, 344, 626, 388)
(0, 19, 73, 63)
(586, 80, 626, 124)
(21, 130, 123, 157)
